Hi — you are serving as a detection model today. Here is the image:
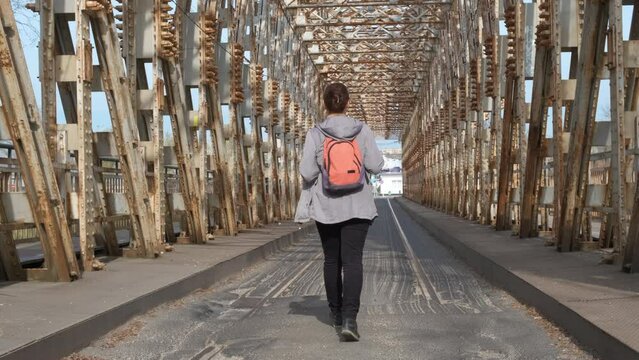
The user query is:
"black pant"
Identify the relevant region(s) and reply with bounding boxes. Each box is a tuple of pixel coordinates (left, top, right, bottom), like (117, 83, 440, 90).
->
(316, 218, 370, 320)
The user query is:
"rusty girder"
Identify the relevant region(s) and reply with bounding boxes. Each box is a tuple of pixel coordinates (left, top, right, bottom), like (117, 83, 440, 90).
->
(285, 0, 450, 138)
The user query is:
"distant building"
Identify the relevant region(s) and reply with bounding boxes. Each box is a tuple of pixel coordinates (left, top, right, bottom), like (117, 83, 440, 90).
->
(381, 155, 402, 172)
(377, 172, 403, 196)
(382, 148, 402, 156)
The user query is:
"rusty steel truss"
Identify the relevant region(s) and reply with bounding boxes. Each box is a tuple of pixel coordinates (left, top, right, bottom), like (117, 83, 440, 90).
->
(0, 0, 319, 281)
(402, 0, 639, 273)
(284, 0, 451, 137)
(1, 0, 639, 282)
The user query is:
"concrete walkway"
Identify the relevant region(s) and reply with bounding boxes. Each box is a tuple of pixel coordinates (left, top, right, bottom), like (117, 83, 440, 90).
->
(75, 199, 593, 360)
(0, 222, 314, 360)
(396, 197, 639, 360)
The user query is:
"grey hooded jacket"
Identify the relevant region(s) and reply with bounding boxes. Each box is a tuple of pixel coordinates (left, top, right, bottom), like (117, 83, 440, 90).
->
(294, 115, 384, 224)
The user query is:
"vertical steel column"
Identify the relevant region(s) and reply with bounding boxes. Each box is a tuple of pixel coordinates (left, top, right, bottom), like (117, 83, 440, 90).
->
(157, 0, 208, 243)
(124, 0, 137, 113)
(483, 29, 499, 225)
(0, 1, 80, 280)
(0, 169, 24, 280)
(77, 0, 100, 270)
(153, 0, 167, 246)
(229, 42, 252, 228)
(268, 81, 282, 220)
(41, 0, 57, 161)
(496, 2, 521, 231)
(608, 0, 627, 260)
(557, 3, 609, 252)
(285, 99, 297, 218)
(195, 7, 210, 238)
(279, 92, 291, 219)
(496, 76, 516, 231)
(626, 186, 639, 272)
(513, 1, 526, 233)
(487, 94, 500, 226)
(211, 98, 238, 235)
(471, 56, 482, 221)
(623, 2, 639, 271)
(550, 0, 564, 244)
(163, 60, 208, 243)
(460, 77, 470, 219)
(491, 35, 504, 226)
(52, 19, 74, 227)
(520, 0, 553, 238)
(249, 20, 269, 224)
(91, 9, 159, 257)
(200, 3, 237, 236)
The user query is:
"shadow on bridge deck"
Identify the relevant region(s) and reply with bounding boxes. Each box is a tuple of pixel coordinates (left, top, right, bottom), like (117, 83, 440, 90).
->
(72, 199, 594, 360)
(397, 197, 639, 360)
(0, 221, 313, 360)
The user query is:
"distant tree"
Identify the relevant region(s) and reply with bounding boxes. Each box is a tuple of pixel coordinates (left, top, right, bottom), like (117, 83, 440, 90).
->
(11, 0, 39, 44)
(599, 104, 612, 121)
(164, 131, 174, 146)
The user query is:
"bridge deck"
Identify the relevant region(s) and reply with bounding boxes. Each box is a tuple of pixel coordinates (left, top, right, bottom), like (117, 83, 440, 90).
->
(397, 197, 639, 359)
(0, 222, 312, 360)
(72, 200, 593, 360)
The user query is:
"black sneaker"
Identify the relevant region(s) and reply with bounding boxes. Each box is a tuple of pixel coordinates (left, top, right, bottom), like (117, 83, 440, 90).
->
(330, 310, 343, 328)
(341, 318, 360, 342)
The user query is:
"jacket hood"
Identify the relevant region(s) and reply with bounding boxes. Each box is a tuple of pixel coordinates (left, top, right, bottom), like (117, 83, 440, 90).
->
(316, 115, 363, 140)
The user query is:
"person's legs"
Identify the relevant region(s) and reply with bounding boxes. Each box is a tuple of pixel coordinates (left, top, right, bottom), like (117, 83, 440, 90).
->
(340, 218, 370, 320)
(316, 222, 343, 319)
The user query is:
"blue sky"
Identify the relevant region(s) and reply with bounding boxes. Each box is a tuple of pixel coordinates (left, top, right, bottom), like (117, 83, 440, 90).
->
(376, 139, 402, 150)
(13, 6, 636, 150)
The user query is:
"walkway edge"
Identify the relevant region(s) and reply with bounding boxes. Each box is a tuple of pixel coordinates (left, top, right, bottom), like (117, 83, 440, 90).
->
(1, 223, 315, 360)
(395, 197, 637, 360)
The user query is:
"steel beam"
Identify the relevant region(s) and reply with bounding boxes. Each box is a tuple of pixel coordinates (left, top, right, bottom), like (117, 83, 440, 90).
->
(0, 147, 24, 281)
(608, 0, 627, 262)
(558, 3, 609, 252)
(76, 0, 100, 270)
(0, 1, 80, 281)
(496, 77, 516, 231)
(163, 60, 208, 244)
(91, 9, 159, 257)
(622, 1, 639, 270)
(520, 40, 552, 238)
(285, 1, 450, 9)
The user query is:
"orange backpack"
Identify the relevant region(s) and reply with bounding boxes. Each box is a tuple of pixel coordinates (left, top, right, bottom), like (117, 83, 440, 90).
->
(320, 135, 365, 194)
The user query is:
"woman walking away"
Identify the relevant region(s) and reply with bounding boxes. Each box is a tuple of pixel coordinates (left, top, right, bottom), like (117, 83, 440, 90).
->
(294, 82, 384, 342)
